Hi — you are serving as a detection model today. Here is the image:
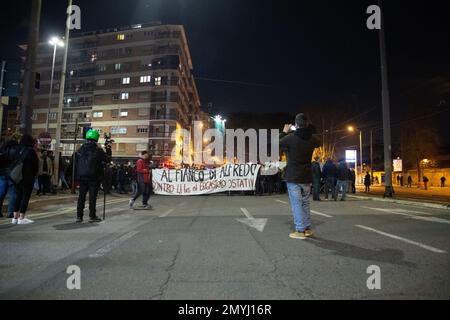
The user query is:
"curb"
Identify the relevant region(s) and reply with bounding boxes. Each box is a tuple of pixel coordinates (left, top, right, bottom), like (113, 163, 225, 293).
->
(347, 194, 450, 211)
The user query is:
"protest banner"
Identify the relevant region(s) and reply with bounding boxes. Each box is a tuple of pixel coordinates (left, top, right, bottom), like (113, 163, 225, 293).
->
(152, 163, 261, 195)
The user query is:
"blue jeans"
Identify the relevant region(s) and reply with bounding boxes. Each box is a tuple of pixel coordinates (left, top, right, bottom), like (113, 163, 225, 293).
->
(324, 177, 335, 199)
(335, 180, 347, 200)
(286, 183, 311, 232)
(0, 175, 17, 216)
(132, 181, 150, 205)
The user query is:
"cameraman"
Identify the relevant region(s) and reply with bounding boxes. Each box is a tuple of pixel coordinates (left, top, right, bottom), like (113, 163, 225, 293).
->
(279, 113, 320, 240)
(75, 129, 108, 223)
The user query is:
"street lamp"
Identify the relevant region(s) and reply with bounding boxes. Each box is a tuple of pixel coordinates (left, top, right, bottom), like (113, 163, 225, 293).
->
(348, 126, 363, 184)
(46, 36, 64, 132)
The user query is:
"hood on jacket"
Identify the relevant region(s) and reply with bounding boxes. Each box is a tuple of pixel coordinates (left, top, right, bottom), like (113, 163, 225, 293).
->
(294, 126, 313, 140)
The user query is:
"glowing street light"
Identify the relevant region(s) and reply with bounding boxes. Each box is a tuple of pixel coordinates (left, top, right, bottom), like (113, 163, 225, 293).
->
(48, 36, 64, 47)
(45, 36, 64, 133)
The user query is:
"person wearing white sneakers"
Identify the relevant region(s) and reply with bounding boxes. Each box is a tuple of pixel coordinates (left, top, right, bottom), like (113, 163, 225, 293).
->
(11, 134, 39, 225)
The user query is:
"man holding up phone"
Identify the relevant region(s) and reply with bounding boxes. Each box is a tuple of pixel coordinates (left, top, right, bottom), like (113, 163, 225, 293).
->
(279, 113, 320, 240)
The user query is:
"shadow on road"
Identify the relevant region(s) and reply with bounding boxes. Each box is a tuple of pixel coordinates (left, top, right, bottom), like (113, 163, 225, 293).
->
(307, 237, 417, 268)
(53, 222, 100, 231)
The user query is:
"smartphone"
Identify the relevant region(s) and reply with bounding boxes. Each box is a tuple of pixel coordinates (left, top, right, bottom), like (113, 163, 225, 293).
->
(290, 125, 296, 131)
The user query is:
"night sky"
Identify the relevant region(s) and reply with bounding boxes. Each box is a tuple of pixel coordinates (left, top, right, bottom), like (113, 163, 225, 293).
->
(1, 0, 449, 144)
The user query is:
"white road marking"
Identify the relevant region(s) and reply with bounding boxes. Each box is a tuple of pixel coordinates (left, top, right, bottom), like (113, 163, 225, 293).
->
(355, 224, 446, 254)
(89, 230, 139, 258)
(240, 207, 253, 219)
(237, 207, 267, 232)
(0, 198, 130, 225)
(276, 199, 333, 218)
(363, 207, 450, 225)
(311, 210, 333, 218)
(159, 208, 174, 218)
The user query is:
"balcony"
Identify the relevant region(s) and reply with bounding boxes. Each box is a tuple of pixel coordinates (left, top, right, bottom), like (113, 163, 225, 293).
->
(64, 101, 93, 108)
(62, 117, 92, 124)
(149, 132, 172, 138)
(150, 115, 177, 120)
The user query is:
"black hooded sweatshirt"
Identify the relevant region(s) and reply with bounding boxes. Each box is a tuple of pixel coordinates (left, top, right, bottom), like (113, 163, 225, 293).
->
(279, 126, 320, 184)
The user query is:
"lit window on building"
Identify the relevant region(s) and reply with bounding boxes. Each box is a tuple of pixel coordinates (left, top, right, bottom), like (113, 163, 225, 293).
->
(155, 77, 162, 86)
(122, 77, 130, 84)
(48, 112, 57, 120)
(115, 63, 122, 71)
(136, 143, 148, 151)
(120, 92, 129, 100)
(96, 79, 105, 86)
(120, 110, 128, 117)
(117, 34, 125, 41)
(93, 112, 103, 118)
(111, 127, 127, 134)
(140, 75, 151, 83)
(137, 126, 148, 133)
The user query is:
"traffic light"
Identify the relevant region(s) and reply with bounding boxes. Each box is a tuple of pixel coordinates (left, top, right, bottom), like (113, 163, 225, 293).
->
(82, 126, 92, 139)
(35, 72, 40, 90)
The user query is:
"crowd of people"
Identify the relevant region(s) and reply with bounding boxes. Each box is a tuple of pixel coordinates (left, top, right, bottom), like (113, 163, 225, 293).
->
(0, 133, 39, 224)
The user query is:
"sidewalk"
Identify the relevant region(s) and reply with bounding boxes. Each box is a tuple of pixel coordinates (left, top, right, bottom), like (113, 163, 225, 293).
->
(352, 185, 450, 210)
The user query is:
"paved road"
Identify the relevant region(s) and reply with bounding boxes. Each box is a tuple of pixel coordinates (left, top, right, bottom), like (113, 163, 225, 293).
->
(355, 185, 450, 206)
(0, 193, 449, 299)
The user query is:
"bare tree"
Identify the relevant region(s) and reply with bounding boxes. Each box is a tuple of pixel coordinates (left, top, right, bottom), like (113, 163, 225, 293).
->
(401, 121, 440, 183)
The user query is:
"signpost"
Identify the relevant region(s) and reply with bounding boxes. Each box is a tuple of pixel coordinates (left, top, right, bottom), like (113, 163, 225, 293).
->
(38, 131, 52, 146)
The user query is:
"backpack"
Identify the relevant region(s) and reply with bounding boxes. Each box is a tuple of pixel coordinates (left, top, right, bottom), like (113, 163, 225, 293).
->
(8, 148, 30, 185)
(76, 145, 98, 179)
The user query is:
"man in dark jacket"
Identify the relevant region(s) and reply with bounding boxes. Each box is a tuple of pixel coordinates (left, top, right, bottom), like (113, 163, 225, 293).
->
(364, 172, 371, 193)
(335, 160, 349, 201)
(0, 135, 20, 218)
(322, 158, 337, 200)
(311, 156, 322, 201)
(75, 129, 108, 223)
(117, 164, 127, 194)
(349, 168, 356, 194)
(279, 113, 320, 240)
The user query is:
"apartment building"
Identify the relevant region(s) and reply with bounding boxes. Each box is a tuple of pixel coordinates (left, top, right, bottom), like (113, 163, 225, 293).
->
(31, 22, 202, 160)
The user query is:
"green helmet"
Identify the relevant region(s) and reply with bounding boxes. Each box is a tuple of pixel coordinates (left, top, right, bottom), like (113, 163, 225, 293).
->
(86, 129, 100, 141)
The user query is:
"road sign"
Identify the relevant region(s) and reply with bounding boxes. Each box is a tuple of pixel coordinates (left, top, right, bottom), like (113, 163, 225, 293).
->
(38, 131, 52, 145)
(393, 158, 403, 172)
(345, 150, 357, 163)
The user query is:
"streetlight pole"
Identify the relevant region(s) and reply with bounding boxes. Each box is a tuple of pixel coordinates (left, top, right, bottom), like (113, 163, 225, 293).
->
(379, 0, 393, 197)
(53, 0, 72, 186)
(20, 0, 42, 135)
(46, 37, 64, 132)
(370, 129, 373, 183)
(359, 129, 363, 184)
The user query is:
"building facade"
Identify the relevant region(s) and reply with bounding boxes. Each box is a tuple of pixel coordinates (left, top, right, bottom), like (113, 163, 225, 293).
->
(30, 23, 202, 161)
